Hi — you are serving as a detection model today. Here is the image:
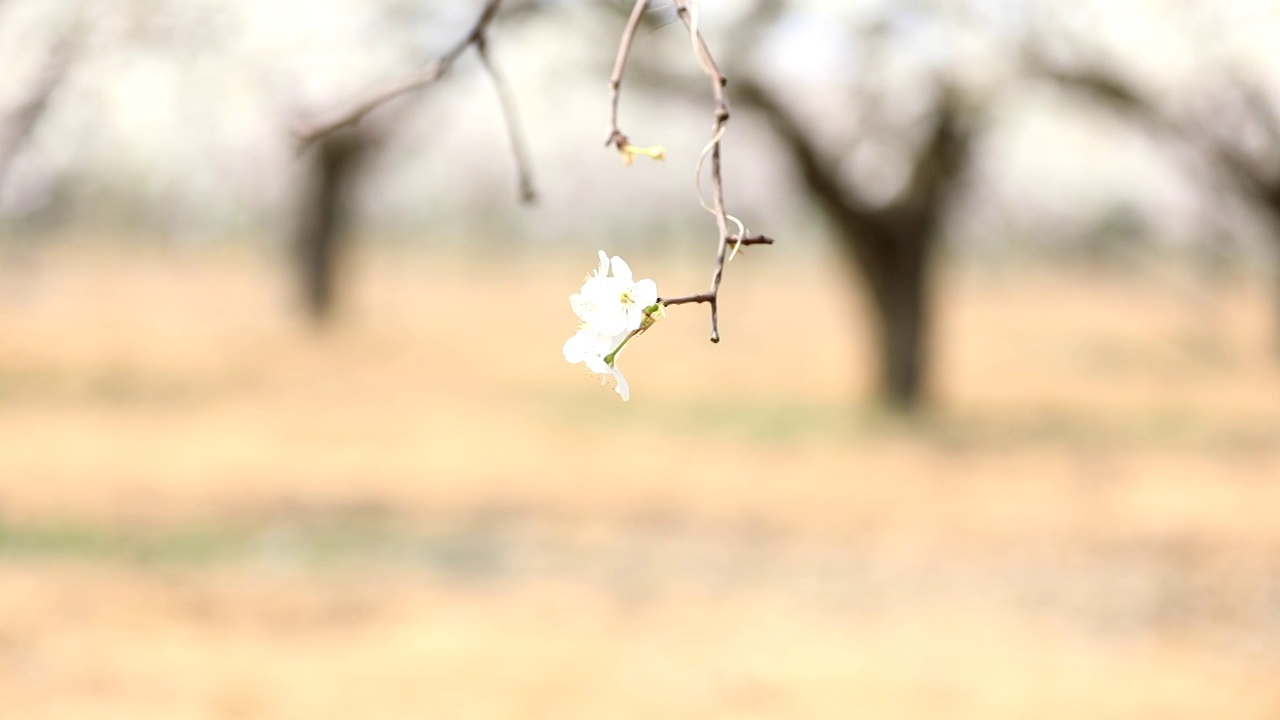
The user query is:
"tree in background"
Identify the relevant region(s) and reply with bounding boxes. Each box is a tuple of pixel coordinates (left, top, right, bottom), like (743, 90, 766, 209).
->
(1029, 40, 1280, 355)
(4, 0, 1274, 409)
(733, 76, 972, 409)
(640, 1, 988, 409)
(290, 125, 374, 323)
(289, 0, 535, 325)
(295, 0, 775, 346)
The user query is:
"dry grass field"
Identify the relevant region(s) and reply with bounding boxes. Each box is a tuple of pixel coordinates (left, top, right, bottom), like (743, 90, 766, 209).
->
(1, 241, 1279, 718)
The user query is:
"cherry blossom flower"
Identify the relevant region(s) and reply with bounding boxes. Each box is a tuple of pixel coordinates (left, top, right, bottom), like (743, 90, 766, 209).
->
(563, 251, 663, 402)
(569, 251, 658, 337)
(562, 328, 631, 401)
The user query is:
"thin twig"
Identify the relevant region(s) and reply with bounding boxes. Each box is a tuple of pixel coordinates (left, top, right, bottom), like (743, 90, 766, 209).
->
(659, 291, 715, 306)
(293, 0, 502, 145)
(475, 33, 536, 203)
(725, 233, 774, 246)
(657, 236, 770, 304)
(293, 64, 452, 144)
(605, 0, 651, 150)
(0, 18, 80, 190)
(673, 0, 733, 342)
(293, 0, 539, 203)
(605, 0, 771, 341)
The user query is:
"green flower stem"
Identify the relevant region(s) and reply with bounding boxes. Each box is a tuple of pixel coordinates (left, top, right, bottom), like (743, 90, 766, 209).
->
(604, 329, 640, 366)
(604, 305, 664, 366)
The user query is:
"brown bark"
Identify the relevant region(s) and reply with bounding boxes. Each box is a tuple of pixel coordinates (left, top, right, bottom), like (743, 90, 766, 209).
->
(734, 77, 969, 409)
(292, 128, 369, 324)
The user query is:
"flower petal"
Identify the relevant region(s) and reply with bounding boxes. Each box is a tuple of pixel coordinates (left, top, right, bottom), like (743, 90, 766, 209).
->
(584, 355, 610, 375)
(562, 331, 591, 364)
(569, 293, 591, 321)
(612, 364, 630, 401)
(579, 275, 619, 300)
(595, 250, 609, 277)
(576, 277, 630, 335)
(610, 255, 633, 282)
(624, 304, 645, 332)
(632, 278, 658, 308)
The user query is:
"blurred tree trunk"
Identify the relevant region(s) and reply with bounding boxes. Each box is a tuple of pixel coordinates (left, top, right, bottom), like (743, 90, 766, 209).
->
(857, 225, 931, 406)
(735, 78, 969, 409)
(1263, 212, 1280, 359)
(292, 127, 369, 324)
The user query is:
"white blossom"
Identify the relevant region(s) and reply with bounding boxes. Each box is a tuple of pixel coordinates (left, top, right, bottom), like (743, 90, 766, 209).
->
(563, 250, 660, 402)
(562, 328, 631, 401)
(569, 251, 658, 337)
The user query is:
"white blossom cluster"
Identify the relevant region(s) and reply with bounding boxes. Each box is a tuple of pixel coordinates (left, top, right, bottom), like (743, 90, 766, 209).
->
(562, 251, 662, 401)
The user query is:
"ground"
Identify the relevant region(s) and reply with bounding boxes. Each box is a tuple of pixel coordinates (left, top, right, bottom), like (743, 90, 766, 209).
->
(0, 242, 1278, 718)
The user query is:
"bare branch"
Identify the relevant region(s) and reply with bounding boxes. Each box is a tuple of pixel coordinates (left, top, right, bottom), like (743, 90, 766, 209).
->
(657, 237, 772, 306)
(475, 34, 536, 203)
(294, 0, 501, 144)
(672, 0, 737, 343)
(727, 233, 774, 247)
(293, 0, 540, 204)
(605, 0, 650, 150)
(605, 1, 770, 342)
(0, 20, 79, 190)
(658, 291, 714, 306)
(1028, 50, 1280, 211)
(292, 63, 454, 145)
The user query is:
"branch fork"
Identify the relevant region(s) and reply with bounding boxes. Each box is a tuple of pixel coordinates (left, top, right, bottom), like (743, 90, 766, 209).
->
(294, 0, 535, 203)
(606, 0, 773, 342)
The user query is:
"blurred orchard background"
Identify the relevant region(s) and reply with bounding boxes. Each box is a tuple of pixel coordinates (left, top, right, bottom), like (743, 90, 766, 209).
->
(2, 0, 1280, 717)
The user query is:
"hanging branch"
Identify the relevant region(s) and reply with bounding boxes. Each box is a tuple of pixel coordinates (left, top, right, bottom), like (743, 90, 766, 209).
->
(605, 0, 773, 342)
(0, 17, 80, 191)
(604, 0, 650, 152)
(475, 34, 536, 202)
(293, 0, 536, 203)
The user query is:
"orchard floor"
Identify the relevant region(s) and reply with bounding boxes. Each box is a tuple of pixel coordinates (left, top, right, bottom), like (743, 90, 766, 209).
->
(1, 242, 1279, 718)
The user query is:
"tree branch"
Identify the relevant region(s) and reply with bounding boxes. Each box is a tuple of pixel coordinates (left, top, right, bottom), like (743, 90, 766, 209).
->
(658, 237, 772, 305)
(605, 0, 650, 150)
(294, 0, 501, 144)
(678, 0, 733, 342)
(605, 0, 770, 342)
(292, 0, 536, 203)
(1028, 50, 1280, 222)
(475, 33, 536, 203)
(730, 74, 886, 243)
(0, 19, 79, 190)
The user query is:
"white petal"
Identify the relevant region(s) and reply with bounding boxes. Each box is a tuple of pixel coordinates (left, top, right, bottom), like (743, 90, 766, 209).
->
(595, 250, 609, 277)
(610, 255, 633, 282)
(577, 279, 628, 335)
(624, 305, 645, 332)
(588, 305, 629, 337)
(569, 293, 591, 321)
(579, 275, 619, 300)
(562, 332, 591, 364)
(588, 310, 626, 338)
(584, 355, 610, 375)
(632, 278, 658, 308)
(612, 365, 630, 401)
